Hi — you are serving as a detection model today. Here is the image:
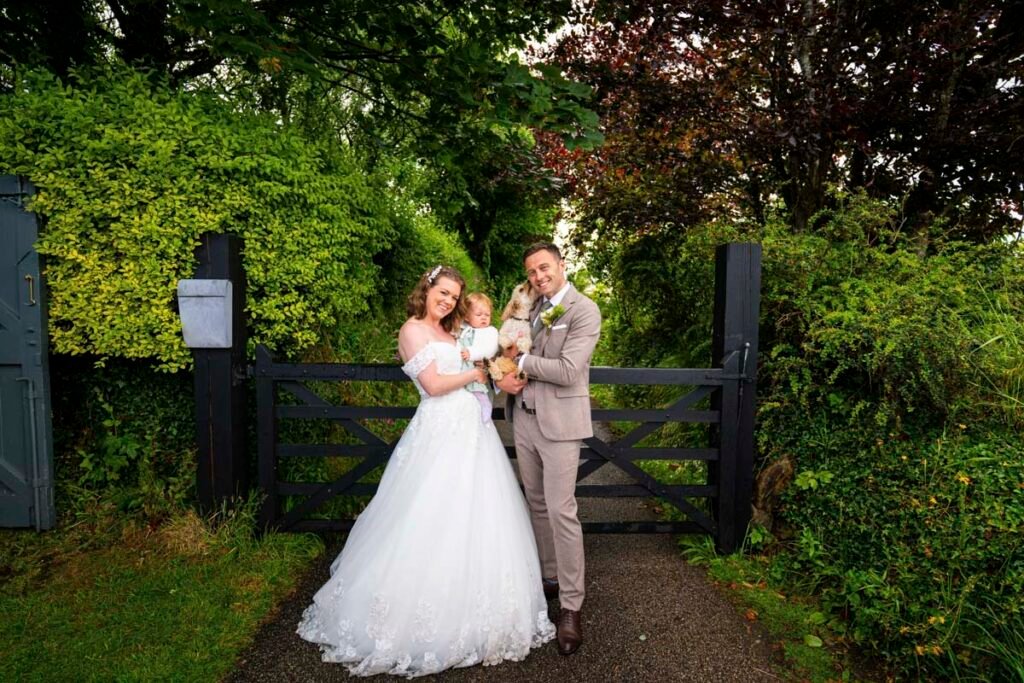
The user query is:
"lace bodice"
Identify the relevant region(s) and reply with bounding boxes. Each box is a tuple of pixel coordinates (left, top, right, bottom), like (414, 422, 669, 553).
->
(401, 341, 464, 398)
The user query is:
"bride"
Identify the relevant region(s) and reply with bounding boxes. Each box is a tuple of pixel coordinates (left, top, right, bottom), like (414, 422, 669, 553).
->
(297, 265, 555, 677)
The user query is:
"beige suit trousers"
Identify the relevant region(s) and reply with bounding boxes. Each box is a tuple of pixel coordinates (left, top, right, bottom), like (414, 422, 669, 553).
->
(513, 404, 585, 611)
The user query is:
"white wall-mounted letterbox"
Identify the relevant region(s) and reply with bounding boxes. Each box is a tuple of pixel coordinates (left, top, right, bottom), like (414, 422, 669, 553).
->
(177, 279, 233, 348)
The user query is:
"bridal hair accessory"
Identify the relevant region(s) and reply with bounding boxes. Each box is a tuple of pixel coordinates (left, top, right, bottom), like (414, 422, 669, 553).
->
(427, 265, 443, 284)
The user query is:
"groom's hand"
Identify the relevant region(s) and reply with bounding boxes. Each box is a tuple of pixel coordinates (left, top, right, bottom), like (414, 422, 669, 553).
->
(495, 373, 526, 395)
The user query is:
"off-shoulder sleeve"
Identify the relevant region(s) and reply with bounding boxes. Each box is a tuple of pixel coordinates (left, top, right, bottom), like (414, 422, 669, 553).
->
(401, 343, 436, 379)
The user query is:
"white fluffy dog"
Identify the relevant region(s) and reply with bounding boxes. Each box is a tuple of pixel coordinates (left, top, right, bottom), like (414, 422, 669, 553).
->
(487, 281, 538, 381)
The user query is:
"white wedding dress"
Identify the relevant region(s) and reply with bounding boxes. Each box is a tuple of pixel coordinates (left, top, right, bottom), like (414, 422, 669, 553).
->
(297, 341, 555, 677)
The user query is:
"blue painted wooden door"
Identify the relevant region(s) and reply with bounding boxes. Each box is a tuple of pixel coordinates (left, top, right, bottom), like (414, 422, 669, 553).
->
(0, 176, 54, 529)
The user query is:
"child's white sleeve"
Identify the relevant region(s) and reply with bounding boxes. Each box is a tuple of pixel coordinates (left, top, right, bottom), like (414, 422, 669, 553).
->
(467, 326, 499, 361)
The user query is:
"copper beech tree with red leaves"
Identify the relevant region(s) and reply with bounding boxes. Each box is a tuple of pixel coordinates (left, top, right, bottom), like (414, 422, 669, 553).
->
(541, 0, 1024, 245)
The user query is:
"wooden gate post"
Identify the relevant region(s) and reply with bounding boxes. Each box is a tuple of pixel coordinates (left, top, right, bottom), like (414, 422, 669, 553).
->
(255, 345, 278, 529)
(710, 243, 761, 553)
(191, 233, 248, 510)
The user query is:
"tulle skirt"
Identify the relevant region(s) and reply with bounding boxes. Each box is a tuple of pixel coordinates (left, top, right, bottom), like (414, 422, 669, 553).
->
(297, 389, 554, 677)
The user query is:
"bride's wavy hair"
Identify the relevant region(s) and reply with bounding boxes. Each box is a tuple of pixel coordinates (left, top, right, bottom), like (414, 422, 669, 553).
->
(406, 265, 467, 334)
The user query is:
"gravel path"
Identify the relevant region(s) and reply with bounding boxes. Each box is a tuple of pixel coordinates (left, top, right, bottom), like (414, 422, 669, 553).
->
(227, 418, 779, 682)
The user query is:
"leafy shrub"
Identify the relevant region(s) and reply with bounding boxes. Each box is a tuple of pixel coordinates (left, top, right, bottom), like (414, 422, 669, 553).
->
(51, 355, 195, 519)
(374, 207, 484, 311)
(587, 190, 1024, 678)
(758, 218, 1024, 431)
(771, 418, 1024, 676)
(5, 67, 490, 527)
(0, 67, 394, 369)
(594, 192, 1024, 431)
(481, 202, 559, 300)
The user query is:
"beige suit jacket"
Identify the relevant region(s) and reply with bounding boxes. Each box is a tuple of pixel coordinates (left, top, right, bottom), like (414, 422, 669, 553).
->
(506, 285, 602, 441)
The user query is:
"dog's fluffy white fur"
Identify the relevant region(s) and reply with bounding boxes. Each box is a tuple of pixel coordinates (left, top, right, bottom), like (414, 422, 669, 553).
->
(487, 281, 538, 381)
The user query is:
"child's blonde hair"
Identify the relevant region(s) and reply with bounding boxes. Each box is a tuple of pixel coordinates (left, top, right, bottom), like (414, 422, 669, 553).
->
(466, 292, 493, 312)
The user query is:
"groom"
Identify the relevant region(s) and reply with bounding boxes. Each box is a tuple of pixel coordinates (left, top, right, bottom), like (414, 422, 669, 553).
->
(495, 242, 601, 656)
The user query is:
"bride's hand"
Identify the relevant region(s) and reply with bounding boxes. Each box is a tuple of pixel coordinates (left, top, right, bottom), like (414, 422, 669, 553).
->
(471, 367, 488, 384)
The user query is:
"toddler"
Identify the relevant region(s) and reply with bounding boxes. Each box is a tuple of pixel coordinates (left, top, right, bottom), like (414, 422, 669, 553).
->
(458, 293, 499, 424)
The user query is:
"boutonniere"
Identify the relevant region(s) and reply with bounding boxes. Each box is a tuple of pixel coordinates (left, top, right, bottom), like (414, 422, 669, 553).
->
(541, 304, 566, 329)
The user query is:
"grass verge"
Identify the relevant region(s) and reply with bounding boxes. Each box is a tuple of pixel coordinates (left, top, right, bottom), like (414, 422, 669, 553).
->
(680, 536, 879, 682)
(632, 458, 876, 680)
(1, 501, 323, 682)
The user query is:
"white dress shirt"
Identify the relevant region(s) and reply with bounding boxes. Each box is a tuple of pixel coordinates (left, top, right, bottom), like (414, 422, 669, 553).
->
(518, 282, 572, 371)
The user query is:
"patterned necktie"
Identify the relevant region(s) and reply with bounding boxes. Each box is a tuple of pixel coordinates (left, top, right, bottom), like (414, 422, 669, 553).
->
(534, 299, 554, 329)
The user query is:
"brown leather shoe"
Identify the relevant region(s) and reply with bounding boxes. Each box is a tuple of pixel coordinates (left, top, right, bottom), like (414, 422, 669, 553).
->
(542, 577, 559, 600)
(556, 608, 582, 655)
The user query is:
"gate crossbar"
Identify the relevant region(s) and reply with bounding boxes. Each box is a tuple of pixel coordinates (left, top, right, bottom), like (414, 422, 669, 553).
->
(254, 347, 733, 543)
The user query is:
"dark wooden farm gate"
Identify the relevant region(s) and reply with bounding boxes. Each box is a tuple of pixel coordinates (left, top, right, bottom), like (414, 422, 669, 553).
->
(250, 243, 760, 553)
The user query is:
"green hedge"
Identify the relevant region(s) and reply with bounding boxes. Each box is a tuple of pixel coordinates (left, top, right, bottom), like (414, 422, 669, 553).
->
(1, 67, 488, 522)
(1, 68, 394, 369)
(590, 191, 1024, 678)
(374, 205, 485, 309)
(774, 418, 1023, 678)
(50, 356, 195, 517)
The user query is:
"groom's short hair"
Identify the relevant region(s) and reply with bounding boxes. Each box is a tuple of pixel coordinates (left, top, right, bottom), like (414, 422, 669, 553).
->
(523, 242, 562, 262)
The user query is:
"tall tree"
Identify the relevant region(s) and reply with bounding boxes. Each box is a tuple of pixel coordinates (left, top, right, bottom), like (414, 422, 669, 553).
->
(2, 1, 599, 148)
(0, 1, 101, 79)
(2, 1, 602, 268)
(545, 0, 1024, 242)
